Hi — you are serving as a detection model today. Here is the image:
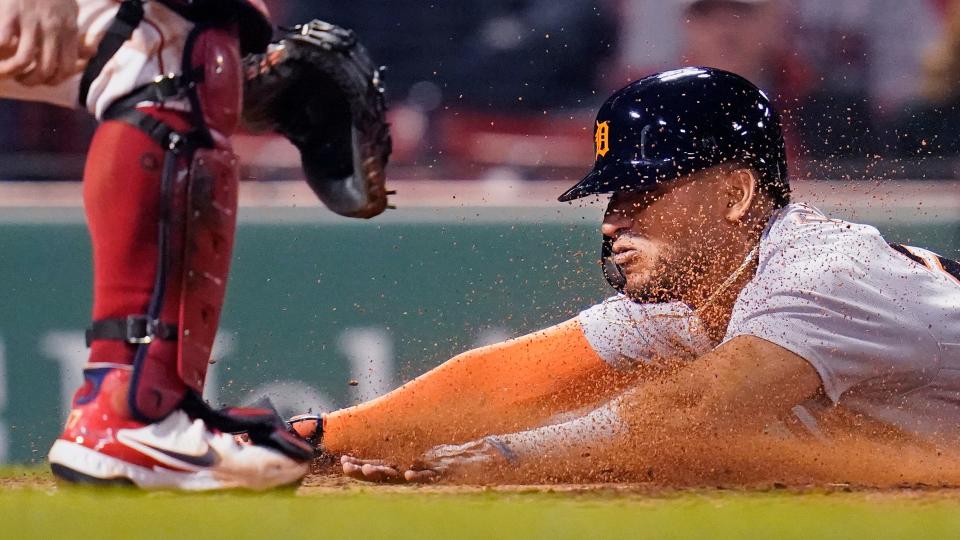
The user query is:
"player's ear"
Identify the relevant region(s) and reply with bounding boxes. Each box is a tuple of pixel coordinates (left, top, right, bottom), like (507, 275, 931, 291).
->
(724, 168, 757, 222)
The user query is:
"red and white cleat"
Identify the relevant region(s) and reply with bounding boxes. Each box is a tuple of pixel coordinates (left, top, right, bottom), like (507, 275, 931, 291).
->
(48, 367, 309, 490)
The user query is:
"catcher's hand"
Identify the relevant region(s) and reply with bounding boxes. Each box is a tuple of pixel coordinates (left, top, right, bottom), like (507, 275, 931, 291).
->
(243, 20, 392, 219)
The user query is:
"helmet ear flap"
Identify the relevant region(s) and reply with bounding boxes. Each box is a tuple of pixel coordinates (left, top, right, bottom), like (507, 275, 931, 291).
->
(601, 235, 627, 293)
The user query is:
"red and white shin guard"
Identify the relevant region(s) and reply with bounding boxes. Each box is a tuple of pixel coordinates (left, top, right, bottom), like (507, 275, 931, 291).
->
(50, 24, 313, 489)
(49, 108, 309, 489)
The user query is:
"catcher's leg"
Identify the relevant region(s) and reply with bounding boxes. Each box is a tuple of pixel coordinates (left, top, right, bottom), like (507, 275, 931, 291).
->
(48, 108, 308, 490)
(49, 26, 311, 489)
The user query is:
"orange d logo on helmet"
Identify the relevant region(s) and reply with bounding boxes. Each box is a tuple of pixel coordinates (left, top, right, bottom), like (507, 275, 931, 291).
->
(595, 120, 610, 158)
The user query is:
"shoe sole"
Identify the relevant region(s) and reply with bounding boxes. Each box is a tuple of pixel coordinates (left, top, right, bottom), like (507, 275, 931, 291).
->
(49, 463, 136, 487)
(48, 440, 227, 491)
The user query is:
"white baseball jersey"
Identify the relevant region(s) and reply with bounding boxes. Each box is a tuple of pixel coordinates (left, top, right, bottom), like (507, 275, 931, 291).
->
(578, 203, 960, 443)
(0, 0, 193, 118)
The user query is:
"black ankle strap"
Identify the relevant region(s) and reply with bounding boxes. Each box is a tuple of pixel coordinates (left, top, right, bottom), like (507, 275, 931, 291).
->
(85, 316, 178, 347)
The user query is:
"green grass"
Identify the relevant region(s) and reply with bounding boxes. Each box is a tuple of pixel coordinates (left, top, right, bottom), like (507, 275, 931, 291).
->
(4, 468, 960, 539)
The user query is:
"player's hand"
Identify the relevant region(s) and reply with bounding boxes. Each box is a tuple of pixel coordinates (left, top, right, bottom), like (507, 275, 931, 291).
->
(340, 455, 405, 483)
(0, 0, 87, 85)
(341, 438, 514, 483)
(403, 438, 511, 483)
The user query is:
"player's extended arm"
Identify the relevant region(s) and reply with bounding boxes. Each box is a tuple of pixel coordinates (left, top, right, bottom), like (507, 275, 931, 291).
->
(322, 318, 640, 462)
(405, 335, 845, 484)
(412, 335, 960, 485)
(517, 335, 828, 484)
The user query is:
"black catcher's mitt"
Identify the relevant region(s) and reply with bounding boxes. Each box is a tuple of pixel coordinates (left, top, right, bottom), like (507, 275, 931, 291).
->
(243, 20, 392, 219)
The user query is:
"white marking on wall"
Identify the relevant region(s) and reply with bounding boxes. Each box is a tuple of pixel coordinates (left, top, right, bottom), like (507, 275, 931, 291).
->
(339, 327, 395, 402)
(40, 331, 87, 418)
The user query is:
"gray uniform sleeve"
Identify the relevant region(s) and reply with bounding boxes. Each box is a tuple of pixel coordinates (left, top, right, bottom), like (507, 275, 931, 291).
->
(577, 296, 713, 369)
(724, 206, 943, 403)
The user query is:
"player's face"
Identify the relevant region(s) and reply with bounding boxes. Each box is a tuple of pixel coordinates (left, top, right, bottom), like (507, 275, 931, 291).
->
(600, 169, 732, 302)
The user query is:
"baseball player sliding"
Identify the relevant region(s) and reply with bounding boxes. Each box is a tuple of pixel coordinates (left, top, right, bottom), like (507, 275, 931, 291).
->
(0, 0, 391, 490)
(289, 67, 960, 485)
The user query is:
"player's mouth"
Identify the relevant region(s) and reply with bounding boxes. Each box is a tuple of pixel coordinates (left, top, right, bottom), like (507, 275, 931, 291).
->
(611, 236, 655, 266)
(612, 249, 639, 266)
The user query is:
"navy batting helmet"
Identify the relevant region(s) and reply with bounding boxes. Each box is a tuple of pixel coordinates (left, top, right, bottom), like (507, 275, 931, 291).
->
(558, 67, 789, 206)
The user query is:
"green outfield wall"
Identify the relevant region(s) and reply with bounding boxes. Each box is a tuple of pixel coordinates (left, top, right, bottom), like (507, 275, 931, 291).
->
(0, 203, 957, 463)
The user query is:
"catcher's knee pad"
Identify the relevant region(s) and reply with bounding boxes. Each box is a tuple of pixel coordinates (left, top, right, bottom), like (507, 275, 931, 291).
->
(85, 24, 244, 422)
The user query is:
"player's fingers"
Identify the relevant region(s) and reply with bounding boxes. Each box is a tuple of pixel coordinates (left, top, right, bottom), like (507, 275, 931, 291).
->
(340, 454, 361, 465)
(32, 24, 61, 84)
(341, 460, 402, 482)
(50, 31, 81, 84)
(340, 455, 390, 466)
(341, 460, 364, 477)
(0, 18, 37, 77)
(12, 63, 33, 85)
(0, 17, 18, 58)
(14, 61, 45, 86)
(403, 469, 440, 483)
(406, 457, 447, 482)
(360, 463, 401, 481)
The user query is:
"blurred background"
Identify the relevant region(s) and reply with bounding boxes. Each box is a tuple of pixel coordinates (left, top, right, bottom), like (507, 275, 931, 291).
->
(5, 0, 960, 182)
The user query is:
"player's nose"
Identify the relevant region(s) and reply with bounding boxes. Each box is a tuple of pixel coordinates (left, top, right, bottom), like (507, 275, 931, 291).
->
(601, 209, 632, 237)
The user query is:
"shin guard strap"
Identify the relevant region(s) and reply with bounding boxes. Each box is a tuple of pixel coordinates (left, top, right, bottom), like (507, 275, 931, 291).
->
(119, 109, 197, 423)
(106, 109, 205, 154)
(86, 316, 178, 347)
